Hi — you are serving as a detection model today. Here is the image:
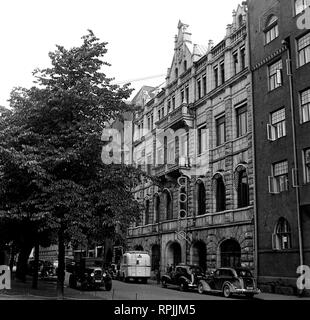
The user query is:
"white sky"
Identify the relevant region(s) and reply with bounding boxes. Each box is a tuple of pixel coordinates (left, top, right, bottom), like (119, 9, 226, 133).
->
(0, 0, 241, 108)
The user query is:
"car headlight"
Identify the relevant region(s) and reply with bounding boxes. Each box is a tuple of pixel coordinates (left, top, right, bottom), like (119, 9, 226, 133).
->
(90, 272, 95, 277)
(102, 272, 107, 277)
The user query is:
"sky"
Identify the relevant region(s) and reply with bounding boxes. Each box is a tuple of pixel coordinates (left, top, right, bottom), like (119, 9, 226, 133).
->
(0, 0, 242, 108)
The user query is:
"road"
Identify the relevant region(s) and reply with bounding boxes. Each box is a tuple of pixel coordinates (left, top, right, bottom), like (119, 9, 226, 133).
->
(82, 279, 240, 300)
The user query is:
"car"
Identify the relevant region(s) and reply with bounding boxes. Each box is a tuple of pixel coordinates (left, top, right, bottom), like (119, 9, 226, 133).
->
(161, 264, 205, 291)
(197, 267, 260, 298)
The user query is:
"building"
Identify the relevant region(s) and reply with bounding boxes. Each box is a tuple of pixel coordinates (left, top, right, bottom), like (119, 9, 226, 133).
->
(127, 4, 255, 278)
(248, 0, 310, 294)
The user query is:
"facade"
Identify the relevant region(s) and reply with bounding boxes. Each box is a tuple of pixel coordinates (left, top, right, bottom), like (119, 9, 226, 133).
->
(248, 0, 310, 294)
(127, 5, 255, 278)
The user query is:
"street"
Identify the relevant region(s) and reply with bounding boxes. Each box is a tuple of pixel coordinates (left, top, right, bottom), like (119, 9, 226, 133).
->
(80, 279, 239, 300)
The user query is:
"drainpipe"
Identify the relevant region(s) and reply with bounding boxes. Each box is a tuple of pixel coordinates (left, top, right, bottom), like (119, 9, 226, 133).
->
(245, 3, 259, 283)
(283, 39, 304, 283)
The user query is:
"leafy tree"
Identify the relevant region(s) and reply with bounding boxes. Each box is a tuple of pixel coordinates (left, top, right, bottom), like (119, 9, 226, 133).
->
(0, 30, 143, 296)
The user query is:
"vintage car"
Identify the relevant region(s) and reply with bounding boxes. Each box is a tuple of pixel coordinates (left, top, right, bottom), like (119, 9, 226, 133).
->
(66, 259, 112, 291)
(197, 267, 260, 298)
(161, 264, 205, 291)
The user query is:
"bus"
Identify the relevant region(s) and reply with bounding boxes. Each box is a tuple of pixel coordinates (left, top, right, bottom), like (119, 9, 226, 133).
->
(120, 251, 151, 283)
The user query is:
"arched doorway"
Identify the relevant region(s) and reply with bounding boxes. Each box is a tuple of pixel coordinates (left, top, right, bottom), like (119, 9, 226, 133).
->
(151, 244, 160, 271)
(166, 242, 181, 269)
(134, 245, 144, 251)
(220, 239, 241, 268)
(190, 241, 206, 272)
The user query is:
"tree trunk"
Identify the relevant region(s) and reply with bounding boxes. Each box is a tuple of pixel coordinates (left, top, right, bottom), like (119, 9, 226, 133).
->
(15, 243, 33, 282)
(57, 223, 65, 299)
(32, 242, 39, 289)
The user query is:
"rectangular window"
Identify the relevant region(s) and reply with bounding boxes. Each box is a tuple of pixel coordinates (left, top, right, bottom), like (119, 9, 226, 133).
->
(185, 86, 189, 103)
(233, 51, 238, 75)
(268, 60, 283, 91)
(236, 105, 248, 137)
(167, 141, 175, 165)
(295, 0, 310, 15)
(202, 75, 207, 96)
(220, 61, 225, 84)
(298, 32, 310, 67)
(216, 116, 226, 146)
(268, 108, 287, 140)
(304, 148, 310, 183)
(198, 126, 207, 154)
(167, 101, 171, 113)
(300, 88, 310, 123)
(265, 24, 279, 44)
(158, 110, 161, 120)
(181, 89, 185, 104)
(269, 161, 289, 193)
(180, 134, 188, 158)
(172, 96, 175, 109)
(197, 79, 201, 99)
(214, 66, 219, 88)
(240, 47, 246, 70)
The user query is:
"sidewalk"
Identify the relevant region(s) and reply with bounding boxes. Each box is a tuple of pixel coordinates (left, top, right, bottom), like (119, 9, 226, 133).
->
(0, 276, 104, 300)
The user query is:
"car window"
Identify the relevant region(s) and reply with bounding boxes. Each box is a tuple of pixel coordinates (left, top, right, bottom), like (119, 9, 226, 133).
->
(236, 269, 253, 277)
(219, 269, 233, 277)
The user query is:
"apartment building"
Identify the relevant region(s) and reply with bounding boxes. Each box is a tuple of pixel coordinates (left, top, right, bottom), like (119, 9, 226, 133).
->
(127, 4, 255, 277)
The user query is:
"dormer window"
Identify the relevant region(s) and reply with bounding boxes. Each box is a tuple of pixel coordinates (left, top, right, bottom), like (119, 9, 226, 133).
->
(183, 60, 187, 72)
(264, 15, 279, 44)
(175, 68, 179, 78)
(238, 14, 243, 27)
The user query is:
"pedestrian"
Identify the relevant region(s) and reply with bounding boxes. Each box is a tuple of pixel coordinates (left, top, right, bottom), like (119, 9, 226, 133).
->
(156, 269, 161, 284)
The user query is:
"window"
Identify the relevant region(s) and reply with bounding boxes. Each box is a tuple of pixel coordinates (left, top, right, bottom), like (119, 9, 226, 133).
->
(167, 141, 175, 165)
(180, 134, 188, 157)
(158, 110, 161, 120)
(298, 32, 310, 67)
(220, 61, 225, 84)
(198, 126, 207, 154)
(197, 182, 206, 216)
(202, 75, 207, 96)
(172, 96, 176, 109)
(237, 169, 249, 208)
(184, 60, 187, 72)
(265, 15, 279, 44)
(240, 47, 246, 70)
(267, 108, 287, 141)
(216, 116, 226, 146)
(303, 148, 310, 183)
(236, 105, 248, 137)
(272, 218, 291, 250)
(164, 136, 167, 164)
(268, 60, 283, 91)
(269, 161, 289, 193)
(215, 175, 226, 212)
(214, 66, 219, 88)
(181, 89, 185, 104)
(300, 88, 310, 123)
(154, 194, 160, 223)
(197, 79, 202, 99)
(295, 0, 310, 15)
(167, 101, 171, 114)
(185, 86, 189, 103)
(175, 68, 178, 78)
(233, 51, 238, 75)
(165, 191, 173, 220)
(145, 200, 150, 225)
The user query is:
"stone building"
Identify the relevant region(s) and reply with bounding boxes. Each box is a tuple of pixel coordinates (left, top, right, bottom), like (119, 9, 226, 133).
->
(127, 4, 255, 277)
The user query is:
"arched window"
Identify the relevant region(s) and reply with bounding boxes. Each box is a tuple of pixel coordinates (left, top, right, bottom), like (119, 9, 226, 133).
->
(197, 181, 206, 216)
(145, 199, 150, 225)
(237, 169, 250, 208)
(164, 190, 173, 220)
(214, 174, 226, 212)
(265, 15, 279, 44)
(273, 218, 291, 250)
(238, 14, 243, 26)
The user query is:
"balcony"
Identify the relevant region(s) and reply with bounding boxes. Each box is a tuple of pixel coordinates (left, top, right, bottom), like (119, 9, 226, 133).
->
(153, 157, 192, 178)
(156, 104, 194, 131)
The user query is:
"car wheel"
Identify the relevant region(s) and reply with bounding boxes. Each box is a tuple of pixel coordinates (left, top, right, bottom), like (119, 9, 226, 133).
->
(198, 283, 204, 294)
(179, 282, 187, 292)
(105, 281, 112, 291)
(246, 293, 255, 299)
(223, 284, 231, 298)
(161, 279, 167, 288)
(69, 275, 77, 289)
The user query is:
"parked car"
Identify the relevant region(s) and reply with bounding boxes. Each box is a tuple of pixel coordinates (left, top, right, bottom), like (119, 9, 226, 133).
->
(66, 258, 112, 291)
(161, 264, 205, 291)
(197, 267, 260, 298)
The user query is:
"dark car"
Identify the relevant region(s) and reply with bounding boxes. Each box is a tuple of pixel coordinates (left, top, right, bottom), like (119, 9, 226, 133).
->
(67, 261, 112, 291)
(161, 264, 205, 291)
(198, 267, 260, 298)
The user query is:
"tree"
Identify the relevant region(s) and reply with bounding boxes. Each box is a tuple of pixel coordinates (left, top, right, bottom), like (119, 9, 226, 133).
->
(0, 30, 143, 297)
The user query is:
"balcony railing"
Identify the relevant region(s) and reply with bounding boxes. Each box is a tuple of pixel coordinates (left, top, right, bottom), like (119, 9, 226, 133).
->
(153, 157, 192, 177)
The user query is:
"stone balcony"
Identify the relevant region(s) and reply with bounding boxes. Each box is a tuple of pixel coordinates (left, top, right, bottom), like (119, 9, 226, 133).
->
(156, 103, 194, 131)
(127, 207, 254, 238)
(153, 157, 192, 178)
